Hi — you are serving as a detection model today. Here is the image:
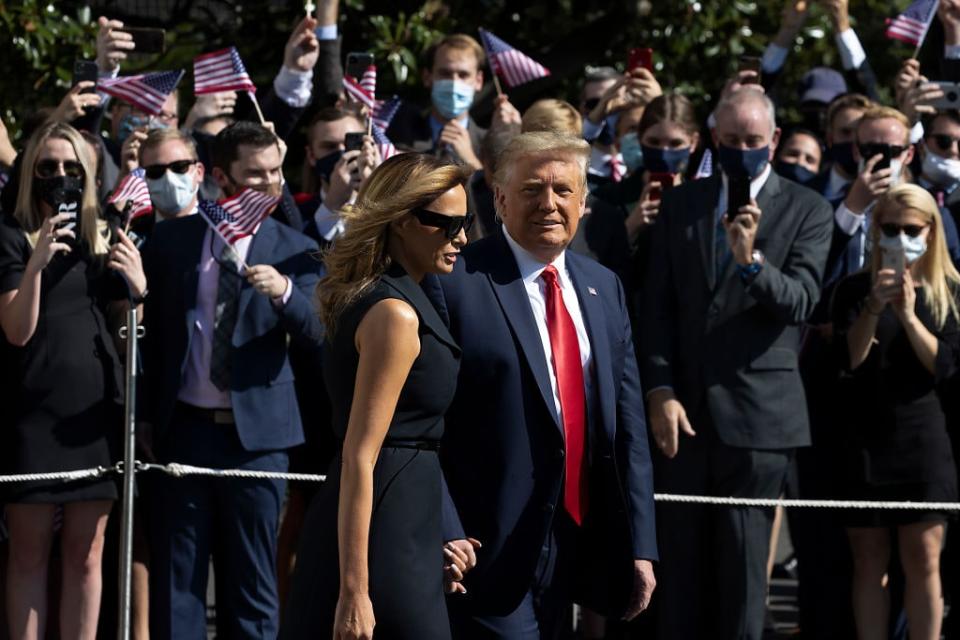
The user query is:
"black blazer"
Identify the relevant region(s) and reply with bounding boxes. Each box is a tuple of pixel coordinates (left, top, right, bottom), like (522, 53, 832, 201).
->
(640, 171, 834, 449)
(425, 232, 657, 617)
(140, 214, 323, 452)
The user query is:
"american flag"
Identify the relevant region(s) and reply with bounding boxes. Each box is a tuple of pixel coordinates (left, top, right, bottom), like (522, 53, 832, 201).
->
(372, 96, 401, 131)
(98, 70, 184, 116)
(197, 189, 280, 245)
(108, 167, 153, 220)
(886, 0, 939, 47)
(193, 47, 257, 95)
(342, 65, 376, 109)
(372, 124, 397, 160)
(694, 149, 713, 180)
(479, 29, 550, 88)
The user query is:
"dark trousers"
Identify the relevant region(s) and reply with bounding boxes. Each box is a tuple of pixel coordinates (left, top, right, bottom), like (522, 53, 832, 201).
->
(449, 512, 578, 640)
(149, 406, 287, 639)
(650, 416, 792, 640)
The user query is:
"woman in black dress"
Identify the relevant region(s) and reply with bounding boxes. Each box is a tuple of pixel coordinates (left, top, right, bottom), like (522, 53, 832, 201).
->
(0, 121, 146, 639)
(283, 153, 474, 639)
(833, 183, 960, 640)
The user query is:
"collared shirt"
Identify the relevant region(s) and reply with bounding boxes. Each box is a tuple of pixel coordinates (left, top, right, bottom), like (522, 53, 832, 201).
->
(503, 229, 594, 420)
(429, 113, 470, 146)
(273, 66, 314, 109)
(761, 28, 865, 74)
(834, 200, 874, 269)
(312, 187, 356, 242)
(177, 228, 291, 409)
(587, 147, 624, 181)
(717, 163, 772, 219)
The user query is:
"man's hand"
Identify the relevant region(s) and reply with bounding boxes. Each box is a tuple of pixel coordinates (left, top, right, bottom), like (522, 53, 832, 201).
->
(184, 92, 237, 130)
(773, 1, 809, 48)
(940, 0, 960, 45)
(647, 388, 694, 459)
(119, 129, 148, 177)
(622, 559, 656, 621)
(720, 70, 766, 101)
(245, 264, 288, 298)
(587, 69, 662, 125)
(490, 95, 522, 132)
(326, 149, 362, 211)
(899, 75, 943, 126)
(844, 154, 893, 214)
(894, 59, 921, 104)
(357, 135, 381, 185)
(96, 17, 134, 73)
(822, 0, 850, 33)
(724, 200, 762, 266)
(284, 16, 320, 73)
(0, 118, 17, 167)
(50, 82, 102, 124)
(440, 120, 482, 171)
(443, 538, 481, 595)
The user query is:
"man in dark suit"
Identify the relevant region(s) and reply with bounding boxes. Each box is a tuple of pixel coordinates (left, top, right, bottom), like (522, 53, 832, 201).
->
(140, 122, 323, 639)
(425, 131, 657, 638)
(641, 88, 833, 640)
(387, 33, 486, 170)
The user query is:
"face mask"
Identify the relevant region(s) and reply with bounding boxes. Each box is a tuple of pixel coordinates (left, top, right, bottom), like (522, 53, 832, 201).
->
(775, 160, 816, 185)
(147, 169, 198, 215)
(596, 113, 620, 147)
(642, 145, 691, 175)
(117, 113, 167, 145)
(857, 157, 903, 188)
(431, 79, 475, 120)
(878, 231, 927, 264)
(313, 149, 343, 183)
(36, 175, 83, 208)
(829, 141, 858, 176)
(717, 144, 769, 179)
(922, 149, 960, 188)
(619, 133, 644, 172)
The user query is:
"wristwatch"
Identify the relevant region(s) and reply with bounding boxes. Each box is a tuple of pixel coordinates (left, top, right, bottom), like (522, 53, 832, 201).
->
(130, 288, 149, 305)
(737, 250, 765, 283)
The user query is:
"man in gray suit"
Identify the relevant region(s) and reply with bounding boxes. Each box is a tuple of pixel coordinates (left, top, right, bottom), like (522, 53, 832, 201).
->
(640, 88, 833, 640)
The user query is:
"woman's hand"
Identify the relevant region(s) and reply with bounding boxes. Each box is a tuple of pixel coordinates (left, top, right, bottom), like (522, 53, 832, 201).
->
(333, 591, 375, 640)
(107, 230, 146, 298)
(26, 213, 74, 273)
(868, 267, 902, 313)
(891, 269, 918, 324)
(625, 182, 661, 238)
(50, 83, 101, 124)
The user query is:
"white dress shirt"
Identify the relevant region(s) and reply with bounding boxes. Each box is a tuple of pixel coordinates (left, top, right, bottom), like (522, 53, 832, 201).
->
(503, 229, 593, 421)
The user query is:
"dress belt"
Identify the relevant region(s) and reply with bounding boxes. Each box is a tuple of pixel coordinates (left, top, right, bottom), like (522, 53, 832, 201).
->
(381, 439, 440, 451)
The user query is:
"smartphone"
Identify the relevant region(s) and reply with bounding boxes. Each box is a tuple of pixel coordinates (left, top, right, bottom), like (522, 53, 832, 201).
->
(72, 60, 99, 94)
(739, 56, 762, 85)
(859, 143, 893, 173)
(346, 52, 374, 80)
(628, 48, 653, 73)
(881, 245, 906, 278)
(122, 27, 165, 54)
(932, 81, 960, 110)
(57, 201, 81, 246)
(727, 176, 751, 220)
(344, 132, 365, 152)
(648, 171, 673, 203)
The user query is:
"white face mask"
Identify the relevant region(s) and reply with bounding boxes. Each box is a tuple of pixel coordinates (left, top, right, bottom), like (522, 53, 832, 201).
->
(858, 157, 904, 188)
(147, 169, 198, 216)
(877, 230, 928, 264)
(922, 149, 960, 188)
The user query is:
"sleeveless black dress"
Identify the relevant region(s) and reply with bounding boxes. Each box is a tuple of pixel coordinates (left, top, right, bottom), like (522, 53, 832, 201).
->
(282, 264, 460, 639)
(0, 215, 124, 503)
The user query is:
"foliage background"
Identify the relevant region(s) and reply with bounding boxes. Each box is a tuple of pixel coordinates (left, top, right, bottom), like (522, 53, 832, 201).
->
(0, 0, 937, 143)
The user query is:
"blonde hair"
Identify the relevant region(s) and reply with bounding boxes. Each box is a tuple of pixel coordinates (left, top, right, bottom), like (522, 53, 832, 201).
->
(318, 153, 472, 334)
(14, 121, 109, 256)
(493, 131, 590, 189)
(870, 183, 960, 328)
(521, 99, 583, 136)
(856, 105, 911, 145)
(140, 127, 199, 163)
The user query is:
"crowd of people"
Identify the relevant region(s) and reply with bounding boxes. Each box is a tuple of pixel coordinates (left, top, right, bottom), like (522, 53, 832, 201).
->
(3, 0, 960, 638)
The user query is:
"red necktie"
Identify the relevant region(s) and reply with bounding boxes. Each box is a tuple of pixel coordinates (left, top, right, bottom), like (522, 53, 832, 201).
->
(609, 155, 624, 183)
(540, 265, 588, 525)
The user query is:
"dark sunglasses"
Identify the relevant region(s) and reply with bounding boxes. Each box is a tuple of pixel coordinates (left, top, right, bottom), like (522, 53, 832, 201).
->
(880, 223, 929, 238)
(410, 208, 474, 239)
(929, 134, 960, 153)
(35, 159, 84, 179)
(857, 143, 909, 161)
(583, 98, 601, 112)
(143, 160, 196, 180)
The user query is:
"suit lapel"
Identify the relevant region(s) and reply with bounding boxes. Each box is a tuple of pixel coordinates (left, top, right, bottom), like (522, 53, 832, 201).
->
(486, 234, 561, 428)
(696, 176, 722, 290)
(565, 254, 615, 443)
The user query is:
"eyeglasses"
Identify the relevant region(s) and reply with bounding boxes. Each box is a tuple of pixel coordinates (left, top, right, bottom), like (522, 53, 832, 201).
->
(880, 223, 929, 238)
(143, 160, 196, 180)
(929, 134, 960, 153)
(857, 143, 909, 161)
(410, 208, 474, 239)
(35, 159, 85, 179)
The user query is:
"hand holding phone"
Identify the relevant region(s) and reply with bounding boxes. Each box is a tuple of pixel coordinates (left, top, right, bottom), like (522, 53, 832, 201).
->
(738, 56, 762, 85)
(881, 245, 906, 280)
(628, 48, 654, 73)
(72, 60, 99, 94)
(346, 52, 374, 80)
(727, 176, 751, 221)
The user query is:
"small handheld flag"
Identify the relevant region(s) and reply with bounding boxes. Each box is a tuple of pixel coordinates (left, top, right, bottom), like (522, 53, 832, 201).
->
(372, 125, 397, 160)
(108, 168, 153, 221)
(98, 70, 184, 116)
(342, 65, 377, 109)
(479, 29, 550, 89)
(197, 188, 280, 249)
(886, 0, 939, 50)
(194, 47, 257, 95)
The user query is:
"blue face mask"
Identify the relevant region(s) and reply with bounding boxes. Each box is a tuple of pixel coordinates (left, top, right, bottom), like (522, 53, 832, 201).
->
(717, 144, 770, 179)
(117, 113, 167, 145)
(642, 145, 691, 175)
(313, 149, 343, 183)
(597, 113, 621, 146)
(775, 160, 816, 185)
(431, 79, 475, 120)
(619, 133, 644, 172)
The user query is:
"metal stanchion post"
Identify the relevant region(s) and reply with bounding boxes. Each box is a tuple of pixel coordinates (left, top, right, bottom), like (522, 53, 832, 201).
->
(117, 307, 141, 640)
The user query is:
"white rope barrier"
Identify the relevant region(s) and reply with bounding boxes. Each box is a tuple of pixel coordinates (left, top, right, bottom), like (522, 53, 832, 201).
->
(3, 464, 960, 510)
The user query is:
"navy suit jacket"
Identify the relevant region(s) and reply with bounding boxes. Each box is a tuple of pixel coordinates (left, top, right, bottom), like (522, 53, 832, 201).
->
(141, 214, 323, 452)
(425, 232, 657, 616)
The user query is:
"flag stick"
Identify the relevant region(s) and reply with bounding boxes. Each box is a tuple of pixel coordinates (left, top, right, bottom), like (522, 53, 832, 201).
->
(491, 71, 504, 97)
(248, 91, 267, 125)
(305, 0, 316, 15)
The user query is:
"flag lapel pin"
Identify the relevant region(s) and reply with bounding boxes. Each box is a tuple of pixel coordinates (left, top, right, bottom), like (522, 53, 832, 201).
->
(588, 286, 598, 296)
